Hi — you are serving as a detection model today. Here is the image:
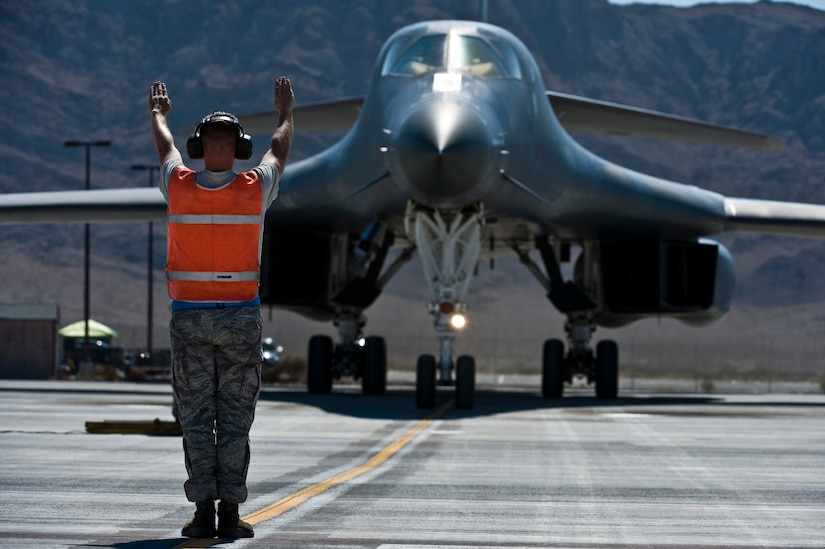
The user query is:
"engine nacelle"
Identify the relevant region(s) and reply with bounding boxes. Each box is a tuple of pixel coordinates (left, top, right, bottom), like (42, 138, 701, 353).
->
(593, 237, 735, 327)
(259, 226, 392, 321)
(259, 228, 336, 320)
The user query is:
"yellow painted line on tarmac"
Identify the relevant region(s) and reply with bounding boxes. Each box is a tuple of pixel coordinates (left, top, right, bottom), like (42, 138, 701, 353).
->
(243, 397, 453, 524)
(173, 397, 453, 548)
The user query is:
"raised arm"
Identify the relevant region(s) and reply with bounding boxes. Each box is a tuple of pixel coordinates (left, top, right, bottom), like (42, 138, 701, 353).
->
(260, 76, 294, 177)
(149, 81, 183, 166)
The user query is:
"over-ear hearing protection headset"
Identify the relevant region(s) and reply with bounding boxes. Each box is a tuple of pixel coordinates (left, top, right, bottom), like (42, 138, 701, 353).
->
(186, 111, 253, 160)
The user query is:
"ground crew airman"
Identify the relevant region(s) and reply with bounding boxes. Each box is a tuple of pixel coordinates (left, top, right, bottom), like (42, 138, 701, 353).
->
(149, 76, 294, 539)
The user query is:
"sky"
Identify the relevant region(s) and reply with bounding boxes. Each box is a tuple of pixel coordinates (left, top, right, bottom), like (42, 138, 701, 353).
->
(608, 0, 825, 9)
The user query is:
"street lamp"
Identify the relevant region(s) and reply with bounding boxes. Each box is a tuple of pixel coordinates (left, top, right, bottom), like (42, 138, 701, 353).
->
(131, 164, 160, 354)
(64, 140, 111, 361)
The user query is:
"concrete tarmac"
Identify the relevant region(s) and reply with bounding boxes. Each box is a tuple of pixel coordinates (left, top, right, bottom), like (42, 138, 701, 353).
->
(1, 379, 823, 548)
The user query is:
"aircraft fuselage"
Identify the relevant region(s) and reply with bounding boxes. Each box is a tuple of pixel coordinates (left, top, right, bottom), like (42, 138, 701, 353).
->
(271, 20, 728, 247)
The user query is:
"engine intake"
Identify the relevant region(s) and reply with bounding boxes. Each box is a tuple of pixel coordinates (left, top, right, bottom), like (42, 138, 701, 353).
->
(595, 238, 735, 327)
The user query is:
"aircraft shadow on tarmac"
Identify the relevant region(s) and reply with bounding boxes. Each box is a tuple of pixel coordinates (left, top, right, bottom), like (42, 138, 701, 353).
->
(255, 386, 729, 421)
(257, 385, 825, 420)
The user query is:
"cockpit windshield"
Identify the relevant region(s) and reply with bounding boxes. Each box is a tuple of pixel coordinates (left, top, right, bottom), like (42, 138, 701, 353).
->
(382, 33, 521, 78)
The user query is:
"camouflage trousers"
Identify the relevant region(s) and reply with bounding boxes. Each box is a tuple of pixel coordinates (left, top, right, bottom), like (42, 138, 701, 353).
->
(170, 305, 262, 504)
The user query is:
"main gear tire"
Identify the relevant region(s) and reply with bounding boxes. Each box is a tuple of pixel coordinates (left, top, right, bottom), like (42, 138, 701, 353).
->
(307, 335, 333, 394)
(595, 339, 619, 399)
(362, 336, 387, 395)
(542, 338, 565, 398)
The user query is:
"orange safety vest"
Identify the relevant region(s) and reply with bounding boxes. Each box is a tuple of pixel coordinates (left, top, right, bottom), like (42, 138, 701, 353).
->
(166, 166, 264, 302)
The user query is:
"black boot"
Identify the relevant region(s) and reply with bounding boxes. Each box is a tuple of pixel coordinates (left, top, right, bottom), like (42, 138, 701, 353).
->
(217, 500, 254, 538)
(181, 499, 216, 538)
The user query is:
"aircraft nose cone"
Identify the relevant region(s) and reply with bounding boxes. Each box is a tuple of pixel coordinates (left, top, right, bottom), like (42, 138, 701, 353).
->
(395, 102, 492, 199)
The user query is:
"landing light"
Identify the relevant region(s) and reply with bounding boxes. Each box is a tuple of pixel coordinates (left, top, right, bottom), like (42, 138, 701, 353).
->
(450, 313, 467, 329)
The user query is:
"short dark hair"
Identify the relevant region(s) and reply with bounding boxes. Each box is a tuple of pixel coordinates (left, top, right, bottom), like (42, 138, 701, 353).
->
(200, 123, 239, 143)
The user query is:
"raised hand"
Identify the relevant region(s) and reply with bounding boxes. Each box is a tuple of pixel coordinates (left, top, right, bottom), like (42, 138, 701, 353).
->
(150, 81, 172, 116)
(274, 76, 294, 114)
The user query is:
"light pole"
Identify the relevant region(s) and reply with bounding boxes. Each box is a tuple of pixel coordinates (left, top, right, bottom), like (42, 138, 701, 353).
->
(64, 140, 110, 361)
(131, 164, 160, 354)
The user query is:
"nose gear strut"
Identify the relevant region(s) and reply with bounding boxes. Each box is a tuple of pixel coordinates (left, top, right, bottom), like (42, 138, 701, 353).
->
(406, 201, 483, 407)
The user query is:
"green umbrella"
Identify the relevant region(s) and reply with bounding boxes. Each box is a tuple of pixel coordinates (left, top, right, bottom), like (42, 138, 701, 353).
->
(58, 319, 118, 339)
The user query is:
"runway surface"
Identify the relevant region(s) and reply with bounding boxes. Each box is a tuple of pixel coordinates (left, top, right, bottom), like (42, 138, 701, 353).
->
(1, 379, 823, 548)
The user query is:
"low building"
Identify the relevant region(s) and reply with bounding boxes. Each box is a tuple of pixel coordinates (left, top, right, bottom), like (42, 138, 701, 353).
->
(0, 304, 59, 379)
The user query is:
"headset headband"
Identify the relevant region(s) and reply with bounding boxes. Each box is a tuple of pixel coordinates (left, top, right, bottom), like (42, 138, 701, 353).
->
(197, 112, 245, 136)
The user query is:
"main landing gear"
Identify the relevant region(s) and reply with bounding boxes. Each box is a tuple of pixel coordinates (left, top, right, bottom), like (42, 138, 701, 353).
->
(516, 237, 619, 400)
(541, 316, 618, 399)
(307, 310, 387, 396)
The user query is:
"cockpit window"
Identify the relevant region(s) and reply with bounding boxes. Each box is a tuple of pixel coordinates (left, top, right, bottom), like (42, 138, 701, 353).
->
(385, 35, 446, 76)
(382, 33, 521, 78)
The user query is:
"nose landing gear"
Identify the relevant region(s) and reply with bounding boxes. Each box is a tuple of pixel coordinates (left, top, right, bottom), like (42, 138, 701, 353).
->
(408, 202, 483, 409)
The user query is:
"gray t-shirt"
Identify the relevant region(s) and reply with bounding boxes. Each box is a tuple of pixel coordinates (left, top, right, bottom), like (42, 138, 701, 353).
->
(159, 159, 278, 209)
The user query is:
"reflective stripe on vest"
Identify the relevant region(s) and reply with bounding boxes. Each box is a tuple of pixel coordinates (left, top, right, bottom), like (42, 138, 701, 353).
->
(166, 167, 263, 302)
(167, 214, 260, 224)
(167, 271, 260, 282)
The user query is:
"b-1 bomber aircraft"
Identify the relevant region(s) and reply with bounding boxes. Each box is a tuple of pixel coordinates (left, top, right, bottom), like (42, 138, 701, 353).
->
(3, 20, 824, 409)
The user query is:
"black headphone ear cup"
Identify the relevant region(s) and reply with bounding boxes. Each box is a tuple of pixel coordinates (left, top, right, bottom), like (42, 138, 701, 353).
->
(186, 133, 204, 159)
(235, 134, 253, 160)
